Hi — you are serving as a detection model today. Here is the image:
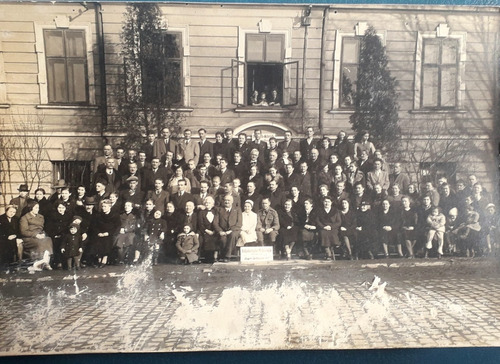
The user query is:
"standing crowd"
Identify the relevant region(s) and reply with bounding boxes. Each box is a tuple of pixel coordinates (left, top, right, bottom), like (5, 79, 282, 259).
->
(0, 126, 498, 271)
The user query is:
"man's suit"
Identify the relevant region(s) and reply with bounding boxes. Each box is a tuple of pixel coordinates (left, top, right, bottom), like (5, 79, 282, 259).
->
(278, 140, 300, 156)
(178, 138, 200, 166)
(170, 191, 195, 213)
(367, 170, 390, 191)
(256, 208, 280, 246)
(294, 172, 313, 197)
(142, 167, 170, 192)
(199, 139, 214, 161)
(146, 190, 170, 215)
(180, 212, 200, 233)
(214, 207, 242, 259)
(218, 168, 236, 186)
(152, 138, 178, 160)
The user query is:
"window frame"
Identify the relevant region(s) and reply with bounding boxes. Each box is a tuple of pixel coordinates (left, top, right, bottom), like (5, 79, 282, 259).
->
(234, 27, 295, 109)
(43, 28, 89, 105)
(35, 23, 95, 106)
(163, 26, 191, 108)
(331, 26, 386, 111)
(414, 25, 466, 111)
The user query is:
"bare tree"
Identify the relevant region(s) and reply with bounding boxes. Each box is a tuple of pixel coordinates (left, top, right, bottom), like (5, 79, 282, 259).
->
(9, 111, 52, 192)
(394, 117, 478, 188)
(0, 119, 15, 207)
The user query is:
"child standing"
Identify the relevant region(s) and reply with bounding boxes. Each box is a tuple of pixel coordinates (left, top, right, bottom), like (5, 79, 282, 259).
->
(146, 209, 166, 265)
(176, 225, 200, 264)
(457, 211, 482, 258)
(426, 207, 446, 259)
(61, 223, 83, 270)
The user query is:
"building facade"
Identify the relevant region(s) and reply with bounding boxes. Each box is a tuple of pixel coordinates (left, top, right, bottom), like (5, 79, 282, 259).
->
(0, 2, 498, 205)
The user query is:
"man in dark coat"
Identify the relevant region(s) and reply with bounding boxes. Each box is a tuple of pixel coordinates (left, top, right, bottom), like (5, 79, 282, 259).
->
(278, 130, 300, 156)
(198, 128, 214, 161)
(214, 194, 242, 262)
(316, 196, 342, 260)
(170, 179, 194, 214)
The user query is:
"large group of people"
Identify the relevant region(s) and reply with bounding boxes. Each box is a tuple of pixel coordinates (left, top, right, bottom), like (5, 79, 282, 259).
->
(0, 126, 498, 271)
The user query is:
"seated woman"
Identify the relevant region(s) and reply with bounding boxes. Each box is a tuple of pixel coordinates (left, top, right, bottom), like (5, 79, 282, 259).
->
(237, 200, 259, 247)
(198, 196, 219, 262)
(339, 199, 357, 259)
(298, 198, 317, 260)
(377, 199, 402, 258)
(89, 199, 120, 267)
(176, 225, 200, 264)
(250, 90, 259, 105)
(0, 205, 22, 266)
(19, 201, 53, 264)
(253, 92, 268, 106)
(278, 199, 300, 260)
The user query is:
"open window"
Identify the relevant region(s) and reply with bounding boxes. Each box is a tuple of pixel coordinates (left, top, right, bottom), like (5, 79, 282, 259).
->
(231, 33, 298, 108)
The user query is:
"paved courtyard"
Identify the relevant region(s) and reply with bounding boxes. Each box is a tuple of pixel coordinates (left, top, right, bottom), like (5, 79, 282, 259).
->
(0, 257, 499, 354)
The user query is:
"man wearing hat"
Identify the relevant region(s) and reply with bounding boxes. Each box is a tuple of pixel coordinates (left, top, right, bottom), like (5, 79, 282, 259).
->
(119, 175, 144, 211)
(120, 162, 143, 192)
(48, 179, 67, 204)
(9, 184, 29, 218)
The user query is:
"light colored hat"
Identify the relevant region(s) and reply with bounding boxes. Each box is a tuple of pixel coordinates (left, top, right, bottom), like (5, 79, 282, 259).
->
(244, 199, 254, 208)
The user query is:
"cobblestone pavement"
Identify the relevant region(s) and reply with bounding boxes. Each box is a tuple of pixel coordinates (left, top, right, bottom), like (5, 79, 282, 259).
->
(0, 257, 499, 354)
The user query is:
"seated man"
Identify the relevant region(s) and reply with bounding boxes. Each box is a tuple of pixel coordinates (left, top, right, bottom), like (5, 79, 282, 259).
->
(214, 194, 242, 262)
(256, 198, 280, 251)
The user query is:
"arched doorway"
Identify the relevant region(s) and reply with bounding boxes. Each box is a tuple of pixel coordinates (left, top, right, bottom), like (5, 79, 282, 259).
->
(234, 120, 292, 141)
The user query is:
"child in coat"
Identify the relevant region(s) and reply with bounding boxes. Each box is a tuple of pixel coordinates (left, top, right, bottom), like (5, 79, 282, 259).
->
(176, 225, 200, 264)
(457, 211, 482, 258)
(146, 209, 166, 265)
(61, 223, 83, 270)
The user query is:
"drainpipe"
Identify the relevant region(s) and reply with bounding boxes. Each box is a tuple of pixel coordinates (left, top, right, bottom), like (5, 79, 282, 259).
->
(301, 7, 310, 132)
(318, 6, 329, 135)
(95, 2, 108, 139)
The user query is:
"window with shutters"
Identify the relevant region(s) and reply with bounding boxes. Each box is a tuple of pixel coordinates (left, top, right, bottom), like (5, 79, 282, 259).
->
(43, 29, 89, 104)
(232, 32, 298, 109)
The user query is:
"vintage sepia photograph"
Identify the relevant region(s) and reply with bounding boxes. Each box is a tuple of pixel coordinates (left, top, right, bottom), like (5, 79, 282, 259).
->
(0, 0, 499, 357)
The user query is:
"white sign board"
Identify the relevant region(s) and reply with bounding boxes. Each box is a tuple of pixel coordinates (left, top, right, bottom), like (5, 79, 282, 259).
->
(240, 246, 274, 262)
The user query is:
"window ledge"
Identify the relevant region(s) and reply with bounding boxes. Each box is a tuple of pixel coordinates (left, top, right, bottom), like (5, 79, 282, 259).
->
(36, 104, 99, 110)
(0, 103, 10, 109)
(409, 109, 467, 114)
(169, 107, 194, 113)
(234, 107, 293, 113)
(327, 109, 354, 115)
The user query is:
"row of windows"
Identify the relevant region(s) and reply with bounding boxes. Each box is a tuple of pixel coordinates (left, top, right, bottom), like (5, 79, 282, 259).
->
(41, 29, 461, 110)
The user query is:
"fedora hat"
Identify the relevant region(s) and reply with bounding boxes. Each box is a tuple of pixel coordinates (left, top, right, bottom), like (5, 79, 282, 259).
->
(84, 196, 96, 205)
(18, 184, 29, 192)
(52, 179, 67, 189)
